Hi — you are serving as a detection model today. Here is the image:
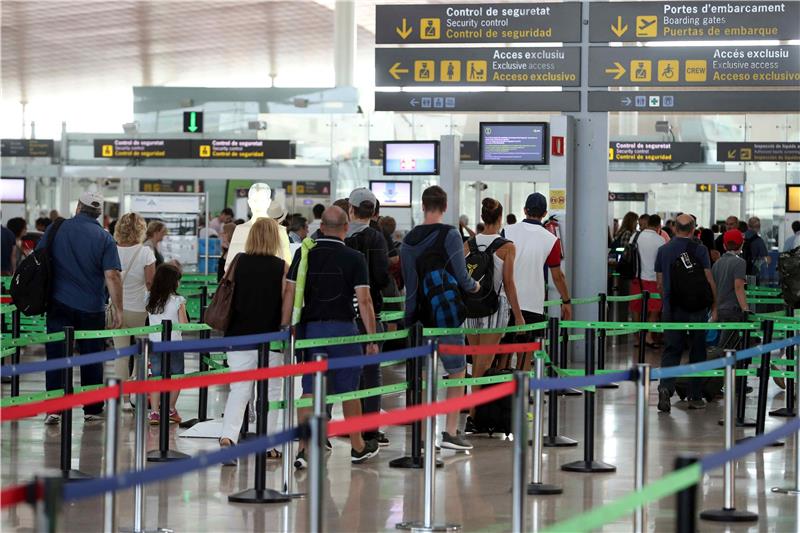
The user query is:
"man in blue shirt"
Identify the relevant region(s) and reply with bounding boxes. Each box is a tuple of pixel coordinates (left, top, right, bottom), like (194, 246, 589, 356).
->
(37, 192, 122, 423)
(744, 217, 770, 280)
(654, 214, 717, 413)
(784, 221, 800, 252)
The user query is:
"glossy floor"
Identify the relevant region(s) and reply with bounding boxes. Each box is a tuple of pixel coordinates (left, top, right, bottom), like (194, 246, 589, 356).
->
(2, 340, 799, 532)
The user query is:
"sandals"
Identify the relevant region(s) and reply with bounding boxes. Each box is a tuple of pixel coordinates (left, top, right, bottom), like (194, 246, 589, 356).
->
(266, 448, 283, 459)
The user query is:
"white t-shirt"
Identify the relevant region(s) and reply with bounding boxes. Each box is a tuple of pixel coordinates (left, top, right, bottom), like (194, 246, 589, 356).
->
(118, 244, 156, 312)
(146, 294, 185, 342)
(503, 221, 559, 315)
(635, 229, 665, 282)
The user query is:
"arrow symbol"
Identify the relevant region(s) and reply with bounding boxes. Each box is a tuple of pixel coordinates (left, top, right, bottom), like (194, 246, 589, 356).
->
(605, 62, 626, 80)
(621, 97, 632, 106)
(611, 16, 628, 38)
(188, 111, 198, 132)
(389, 62, 409, 80)
(396, 18, 413, 39)
(728, 149, 736, 159)
(410, 98, 419, 107)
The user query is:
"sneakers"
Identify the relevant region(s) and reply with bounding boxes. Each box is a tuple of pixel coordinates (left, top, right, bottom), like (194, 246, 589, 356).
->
(364, 431, 390, 447)
(464, 416, 478, 435)
(44, 414, 61, 425)
(657, 387, 672, 413)
(84, 413, 104, 422)
(219, 439, 238, 467)
(439, 431, 473, 451)
(688, 399, 707, 410)
(169, 409, 181, 424)
(351, 439, 380, 464)
(325, 439, 333, 451)
(148, 411, 160, 425)
(294, 449, 308, 470)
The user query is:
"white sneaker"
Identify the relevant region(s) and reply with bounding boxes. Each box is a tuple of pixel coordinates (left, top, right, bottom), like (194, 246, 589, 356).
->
(44, 414, 61, 425)
(84, 414, 104, 422)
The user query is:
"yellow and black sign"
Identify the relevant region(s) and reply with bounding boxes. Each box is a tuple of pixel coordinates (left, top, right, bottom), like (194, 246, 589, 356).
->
(717, 142, 800, 162)
(93, 139, 295, 160)
(609, 141, 704, 162)
(1, 139, 55, 158)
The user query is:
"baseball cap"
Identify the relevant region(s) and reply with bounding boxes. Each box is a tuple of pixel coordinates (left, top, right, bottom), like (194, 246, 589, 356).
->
(79, 191, 104, 209)
(723, 229, 744, 248)
(524, 192, 547, 214)
(349, 187, 377, 208)
(268, 200, 287, 223)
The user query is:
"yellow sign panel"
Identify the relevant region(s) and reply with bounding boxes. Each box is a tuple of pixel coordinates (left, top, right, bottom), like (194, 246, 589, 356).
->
(440, 60, 461, 82)
(739, 147, 752, 161)
(199, 145, 211, 158)
(657, 60, 679, 82)
(101, 144, 113, 157)
(466, 60, 487, 82)
(420, 18, 440, 40)
(630, 60, 652, 82)
(609, 147, 615, 160)
(549, 189, 566, 211)
(685, 60, 708, 82)
(636, 15, 658, 38)
(414, 60, 435, 81)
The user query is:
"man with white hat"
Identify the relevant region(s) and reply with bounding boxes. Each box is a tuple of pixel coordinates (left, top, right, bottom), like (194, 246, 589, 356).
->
(38, 191, 123, 425)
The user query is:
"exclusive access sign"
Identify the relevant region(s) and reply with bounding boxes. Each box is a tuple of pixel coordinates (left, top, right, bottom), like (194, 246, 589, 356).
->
(590, 1, 800, 42)
(375, 47, 580, 87)
(589, 45, 800, 87)
(375, 3, 582, 44)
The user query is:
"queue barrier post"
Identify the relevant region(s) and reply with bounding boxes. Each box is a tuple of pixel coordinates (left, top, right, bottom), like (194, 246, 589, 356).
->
(280, 326, 303, 498)
(750, 320, 784, 446)
(772, 349, 800, 495)
(180, 287, 211, 429)
(733, 328, 756, 427)
(597, 292, 618, 389)
(228, 342, 290, 504)
(634, 364, 650, 533)
(11, 307, 21, 397)
(148, 320, 190, 462)
(103, 378, 120, 533)
(59, 326, 90, 480)
(561, 329, 616, 473)
(674, 455, 699, 533)
(528, 354, 563, 495)
(637, 291, 649, 365)
(511, 372, 528, 532)
(558, 324, 581, 397)
(700, 351, 758, 523)
(308, 415, 327, 533)
(33, 475, 63, 533)
(543, 317, 577, 448)
(770, 307, 797, 418)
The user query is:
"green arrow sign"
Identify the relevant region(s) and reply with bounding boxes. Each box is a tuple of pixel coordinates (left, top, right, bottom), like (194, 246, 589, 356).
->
(183, 111, 203, 133)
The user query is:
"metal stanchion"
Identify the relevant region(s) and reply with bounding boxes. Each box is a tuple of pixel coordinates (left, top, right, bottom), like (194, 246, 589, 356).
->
(559, 325, 582, 397)
(511, 372, 528, 532)
(280, 327, 303, 498)
(674, 455, 699, 533)
(529, 355, 562, 495)
(180, 287, 211, 428)
(561, 329, 616, 473)
(748, 320, 784, 446)
(700, 352, 758, 522)
(732, 328, 757, 427)
(33, 476, 63, 533)
(770, 312, 797, 417)
(544, 317, 577, 448)
(11, 308, 20, 397)
(397, 343, 459, 532)
(228, 342, 290, 503)
(59, 326, 90, 480)
(103, 378, 120, 533)
(148, 320, 189, 462)
(308, 415, 327, 533)
(634, 364, 650, 533)
(772, 359, 800, 494)
(597, 293, 618, 390)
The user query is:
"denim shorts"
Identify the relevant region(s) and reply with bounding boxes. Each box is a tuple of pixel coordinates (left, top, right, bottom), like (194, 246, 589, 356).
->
(435, 334, 467, 375)
(150, 352, 185, 377)
(301, 321, 363, 395)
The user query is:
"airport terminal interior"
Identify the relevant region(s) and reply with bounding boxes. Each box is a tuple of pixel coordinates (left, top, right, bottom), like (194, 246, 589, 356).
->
(1, 0, 800, 532)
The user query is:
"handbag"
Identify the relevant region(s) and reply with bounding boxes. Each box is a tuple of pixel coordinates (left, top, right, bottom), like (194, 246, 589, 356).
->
(107, 245, 144, 328)
(205, 253, 241, 331)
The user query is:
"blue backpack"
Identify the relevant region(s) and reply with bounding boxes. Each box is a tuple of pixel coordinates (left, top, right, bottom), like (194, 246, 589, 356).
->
(416, 228, 466, 328)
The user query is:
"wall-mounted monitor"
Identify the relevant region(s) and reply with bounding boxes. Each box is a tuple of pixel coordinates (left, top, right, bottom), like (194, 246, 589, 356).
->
(383, 141, 439, 175)
(0, 178, 25, 203)
(369, 180, 412, 208)
(788, 184, 800, 213)
(479, 122, 548, 165)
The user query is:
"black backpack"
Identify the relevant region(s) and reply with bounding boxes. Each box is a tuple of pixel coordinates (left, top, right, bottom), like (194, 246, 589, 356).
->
(616, 231, 642, 280)
(778, 246, 800, 305)
(472, 367, 513, 436)
(463, 236, 509, 318)
(669, 241, 713, 312)
(10, 218, 65, 316)
(416, 228, 466, 328)
(345, 228, 384, 314)
(742, 234, 758, 276)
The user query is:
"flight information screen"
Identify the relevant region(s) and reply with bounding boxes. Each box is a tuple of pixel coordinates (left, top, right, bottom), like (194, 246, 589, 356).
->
(480, 123, 548, 165)
(383, 141, 439, 175)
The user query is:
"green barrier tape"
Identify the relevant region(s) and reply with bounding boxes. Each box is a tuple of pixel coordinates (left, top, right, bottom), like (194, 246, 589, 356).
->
(5, 332, 65, 348)
(202, 356, 227, 371)
(295, 328, 410, 349)
(438, 373, 522, 388)
(573, 297, 603, 305)
(284, 382, 410, 410)
(380, 359, 404, 368)
(775, 323, 800, 332)
(181, 274, 218, 283)
(0, 346, 17, 359)
(543, 463, 702, 533)
(746, 287, 781, 296)
(424, 321, 548, 337)
(748, 297, 786, 305)
(0, 384, 105, 408)
(606, 294, 643, 303)
(380, 311, 405, 322)
(0, 304, 17, 314)
(765, 358, 797, 367)
(383, 296, 405, 304)
(543, 299, 562, 306)
(560, 320, 758, 332)
(74, 325, 163, 340)
(172, 323, 212, 332)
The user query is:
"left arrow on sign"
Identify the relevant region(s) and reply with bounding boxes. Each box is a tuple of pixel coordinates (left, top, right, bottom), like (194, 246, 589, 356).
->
(396, 18, 413, 39)
(410, 98, 419, 107)
(389, 62, 409, 80)
(604, 62, 626, 80)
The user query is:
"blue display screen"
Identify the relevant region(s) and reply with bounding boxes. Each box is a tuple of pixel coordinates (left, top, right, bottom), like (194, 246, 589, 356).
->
(480, 123, 547, 165)
(384, 142, 438, 175)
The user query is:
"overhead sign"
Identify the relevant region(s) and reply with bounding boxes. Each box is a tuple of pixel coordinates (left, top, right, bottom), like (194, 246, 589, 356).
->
(696, 183, 714, 192)
(609, 141, 704, 163)
(93, 139, 294, 159)
(140, 180, 203, 193)
(369, 140, 480, 161)
(695, 184, 744, 193)
(375, 3, 582, 44)
(183, 111, 203, 133)
(589, 45, 800, 87)
(95, 139, 192, 159)
(194, 140, 293, 159)
(1, 139, 54, 158)
(716, 142, 800, 162)
(589, 90, 800, 112)
(376, 47, 580, 87)
(375, 91, 580, 112)
(590, 1, 800, 42)
(282, 181, 330, 196)
(608, 192, 647, 202)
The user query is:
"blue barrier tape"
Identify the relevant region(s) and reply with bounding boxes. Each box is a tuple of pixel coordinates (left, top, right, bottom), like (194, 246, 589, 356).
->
(651, 355, 736, 381)
(62, 426, 303, 502)
(700, 418, 800, 473)
(530, 370, 634, 391)
(326, 345, 432, 371)
(733, 335, 800, 363)
(0, 344, 139, 378)
(151, 330, 290, 354)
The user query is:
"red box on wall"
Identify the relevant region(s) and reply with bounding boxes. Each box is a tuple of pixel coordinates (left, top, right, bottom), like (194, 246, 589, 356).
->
(551, 136, 565, 157)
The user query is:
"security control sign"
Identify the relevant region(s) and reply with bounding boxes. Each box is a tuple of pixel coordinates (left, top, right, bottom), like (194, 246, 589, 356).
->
(194, 140, 293, 159)
(94, 139, 294, 159)
(590, 1, 800, 42)
(94, 139, 192, 159)
(375, 3, 582, 44)
(609, 142, 703, 163)
(717, 142, 800, 162)
(376, 47, 580, 87)
(1, 139, 54, 158)
(589, 45, 800, 87)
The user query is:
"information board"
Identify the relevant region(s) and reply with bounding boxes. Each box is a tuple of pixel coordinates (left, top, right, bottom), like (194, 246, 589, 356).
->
(140, 180, 202, 193)
(589, 90, 800, 112)
(376, 47, 580, 87)
(375, 3, 582, 44)
(716, 142, 800, 162)
(1, 139, 55, 158)
(480, 123, 548, 165)
(589, 45, 800, 87)
(194, 140, 293, 160)
(608, 192, 646, 202)
(609, 141, 703, 163)
(94, 139, 294, 159)
(590, 1, 800, 42)
(375, 91, 580, 112)
(695, 184, 744, 193)
(283, 181, 331, 196)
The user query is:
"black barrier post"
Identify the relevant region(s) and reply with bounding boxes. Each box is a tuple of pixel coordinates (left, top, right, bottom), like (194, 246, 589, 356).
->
(733, 328, 756, 427)
(543, 317, 577, 448)
(674, 455, 699, 533)
(148, 320, 190, 462)
(748, 320, 784, 446)
(11, 308, 21, 397)
(770, 305, 797, 418)
(180, 286, 211, 428)
(559, 325, 581, 397)
(597, 293, 618, 390)
(561, 329, 616, 473)
(229, 342, 290, 503)
(59, 326, 90, 480)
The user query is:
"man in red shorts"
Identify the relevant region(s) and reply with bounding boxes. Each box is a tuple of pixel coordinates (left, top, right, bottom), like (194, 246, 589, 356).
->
(630, 214, 665, 347)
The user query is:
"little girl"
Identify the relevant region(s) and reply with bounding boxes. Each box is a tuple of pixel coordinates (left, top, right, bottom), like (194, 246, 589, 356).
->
(145, 263, 188, 425)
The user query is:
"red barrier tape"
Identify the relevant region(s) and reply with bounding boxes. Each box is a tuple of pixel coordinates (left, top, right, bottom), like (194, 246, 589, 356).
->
(0, 482, 40, 509)
(440, 342, 541, 356)
(328, 380, 517, 437)
(0, 385, 121, 423)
